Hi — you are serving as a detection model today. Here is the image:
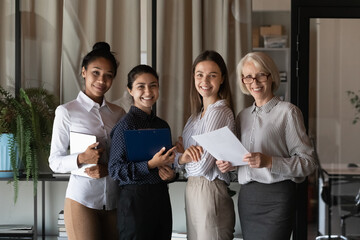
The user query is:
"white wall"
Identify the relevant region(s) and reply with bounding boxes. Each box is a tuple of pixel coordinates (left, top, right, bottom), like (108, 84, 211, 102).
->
(0, 180, 242, 237)
(0, 180, 67, 236)
(310, 18, 360, 164)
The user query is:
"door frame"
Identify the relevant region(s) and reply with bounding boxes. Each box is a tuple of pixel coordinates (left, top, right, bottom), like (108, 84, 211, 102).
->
(291, 0, 360, 128)
(291, 1, 360, 239)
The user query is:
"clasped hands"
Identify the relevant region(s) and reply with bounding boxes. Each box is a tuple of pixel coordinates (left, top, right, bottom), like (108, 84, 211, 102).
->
(176, 137, 204, 165)
(216, 152, 273, 173)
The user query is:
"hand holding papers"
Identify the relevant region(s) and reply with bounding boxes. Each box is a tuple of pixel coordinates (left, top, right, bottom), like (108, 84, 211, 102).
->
(70, 131, 97, 178)
(191, 126, 248, 166)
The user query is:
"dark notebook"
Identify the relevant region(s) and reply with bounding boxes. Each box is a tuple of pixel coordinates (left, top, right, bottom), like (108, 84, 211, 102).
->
(124, 128, 173, 162)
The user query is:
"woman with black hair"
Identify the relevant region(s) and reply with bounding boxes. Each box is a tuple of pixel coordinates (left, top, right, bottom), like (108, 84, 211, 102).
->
(109, 64, 176, 240)
(49, 42, 125, 240)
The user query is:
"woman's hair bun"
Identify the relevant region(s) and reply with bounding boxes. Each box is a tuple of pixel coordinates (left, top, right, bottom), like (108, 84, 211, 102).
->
(92, 42, 111, 52)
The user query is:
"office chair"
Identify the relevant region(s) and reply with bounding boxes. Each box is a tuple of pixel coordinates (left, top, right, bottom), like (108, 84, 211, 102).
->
(315, 163, 347, 240)
(340, 188, 360, 237)
(312, 138, 347, 240)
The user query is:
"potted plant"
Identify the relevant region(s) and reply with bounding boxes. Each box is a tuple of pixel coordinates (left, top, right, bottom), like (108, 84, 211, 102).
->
(0, 86, 58, 202)
(346, 90, 360, 124)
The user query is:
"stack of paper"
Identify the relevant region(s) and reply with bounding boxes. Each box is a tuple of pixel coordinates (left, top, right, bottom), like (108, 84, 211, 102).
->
(57, 210, 67, 240)
(171, 232, 187, 239)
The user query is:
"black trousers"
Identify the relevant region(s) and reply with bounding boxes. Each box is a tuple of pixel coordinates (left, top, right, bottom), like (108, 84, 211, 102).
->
(238, 180, 296, 240)
(117, 183, 172, 240)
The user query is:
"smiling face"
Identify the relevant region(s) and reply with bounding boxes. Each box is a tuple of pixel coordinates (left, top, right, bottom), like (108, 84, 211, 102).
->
(194, 60, 223, 106)
(127, 73, 159, 114)
(82, 57, 114, 104)
(242, 61, 274, 107)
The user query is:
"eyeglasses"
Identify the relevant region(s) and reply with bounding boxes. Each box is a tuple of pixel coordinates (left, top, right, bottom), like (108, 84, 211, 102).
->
(241, 73, 271, 84)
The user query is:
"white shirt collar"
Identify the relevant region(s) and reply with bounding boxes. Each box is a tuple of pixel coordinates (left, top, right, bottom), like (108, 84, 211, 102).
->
(76, 91, 115, 113)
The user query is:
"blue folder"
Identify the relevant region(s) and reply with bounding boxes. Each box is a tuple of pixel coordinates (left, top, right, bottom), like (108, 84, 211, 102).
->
(124, 128, 173, 162)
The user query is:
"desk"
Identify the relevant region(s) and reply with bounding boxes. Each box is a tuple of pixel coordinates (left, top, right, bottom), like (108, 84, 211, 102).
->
(319, 164, 360, 239)
(1, 173, 190, 239)
(38, 174, 70, 240)
(323, 164, 360, 177)
(2, 174, 242, 239)
(0, 174, 70, 240)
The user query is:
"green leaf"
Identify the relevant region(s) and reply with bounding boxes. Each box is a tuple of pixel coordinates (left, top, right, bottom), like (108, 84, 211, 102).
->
(1, 86, 59, 203)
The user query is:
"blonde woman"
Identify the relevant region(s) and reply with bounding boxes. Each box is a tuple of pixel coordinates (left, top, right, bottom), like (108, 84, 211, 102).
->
(217, 52, 317, 240)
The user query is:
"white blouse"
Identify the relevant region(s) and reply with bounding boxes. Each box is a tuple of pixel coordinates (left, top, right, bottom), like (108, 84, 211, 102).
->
(176, 100, 235, 184)
(49, 91, 126, 210)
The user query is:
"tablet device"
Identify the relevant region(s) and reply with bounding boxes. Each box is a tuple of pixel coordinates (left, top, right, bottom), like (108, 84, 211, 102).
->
(69, 131, 97, 178)
(124, 128, 173, 162)
(69, 131, 97, 154)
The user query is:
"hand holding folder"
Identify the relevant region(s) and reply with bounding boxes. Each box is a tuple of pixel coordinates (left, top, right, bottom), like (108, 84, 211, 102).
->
(147, 146, 176, 169)
(124, 128, 175, 168)
(70, 131, 99, 178)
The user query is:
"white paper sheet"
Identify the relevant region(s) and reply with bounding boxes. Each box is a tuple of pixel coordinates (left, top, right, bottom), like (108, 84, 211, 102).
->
(192, 126, 249, 166)
(70, 131, 97, 178)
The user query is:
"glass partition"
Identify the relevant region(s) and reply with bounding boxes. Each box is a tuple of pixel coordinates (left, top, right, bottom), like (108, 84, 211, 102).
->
(309, 18, 360, 238)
